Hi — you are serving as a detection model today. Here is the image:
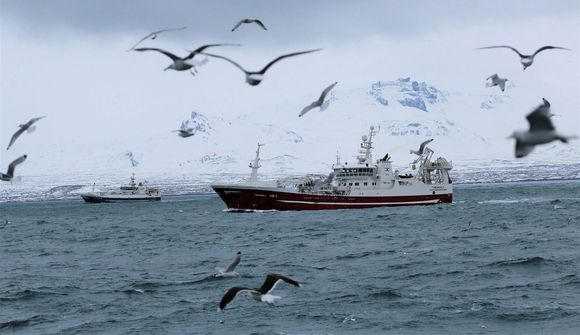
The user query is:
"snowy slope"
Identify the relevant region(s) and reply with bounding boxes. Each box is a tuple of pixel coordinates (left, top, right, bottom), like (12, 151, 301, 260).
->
(1, 77, 579, 201)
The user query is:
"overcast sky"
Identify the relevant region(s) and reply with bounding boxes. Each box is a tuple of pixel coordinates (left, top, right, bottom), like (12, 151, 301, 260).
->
(1, 0, 579, 168)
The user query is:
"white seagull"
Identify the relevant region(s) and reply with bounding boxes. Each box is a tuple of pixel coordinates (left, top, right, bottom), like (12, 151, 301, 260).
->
(216, 251, 241, 276)
(128, 26, 187, 51)
(486, 74, 508, 92)
(202, 49, 321, 86)
(218, 273, 301, 310)
(509, 98, 576, 158)
(477, 45, 570, 70)
(134, 44, 240, 75)
(7, 116, 45, 150)
(299, 82, 338, 117)
(410, 139, 434, 156)
(173, 128, 195, 138)
(231, 19, 268, 32)
(1, 155, 27, 182)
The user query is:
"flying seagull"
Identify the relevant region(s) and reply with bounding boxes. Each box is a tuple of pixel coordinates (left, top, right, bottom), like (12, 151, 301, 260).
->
(218, 273, 301, 310)
(1, 155, 27, 182)
(410, 139, 434, 156)
(509, 98, 576, 158)
(7, 117, 45, 150)
(299, 82, 338, 117)
(486, 74, 508, 92)
(231, 19, 268, 32)
(128, 26, 187, 51)
(216, 251, 241, 276)
(202, 49, 321, 86)
(134, 44, 240, 75)
(173, 128, 195, 138)
(477, 45, 570, 70)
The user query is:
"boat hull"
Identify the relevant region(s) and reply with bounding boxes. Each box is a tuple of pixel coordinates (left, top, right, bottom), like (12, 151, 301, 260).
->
(81, 194, 161, 203)
(212, 185, 452, 211)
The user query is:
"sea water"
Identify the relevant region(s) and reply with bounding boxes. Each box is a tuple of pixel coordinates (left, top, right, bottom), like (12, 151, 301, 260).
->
(1, 180, 579, 334)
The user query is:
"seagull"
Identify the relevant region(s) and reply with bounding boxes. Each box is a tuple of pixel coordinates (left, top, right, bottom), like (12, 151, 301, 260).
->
(299, 82, 338, 117)
(231, 19, 268, 32)
(410, 139, 434, 155)
(128, 26, 187, 51)
(0, 219, 9, 229)
(477, 45, 570, 70)
(486, 74, 508, 92)
(216, 251, 241, 277)
(1, 155, 27, 182)
(174, 128, 195, 138)
(7, 117, 45, 150)
(509, 98, 576, 158)
(218, 273, 301, 310)
(134, 44, 240, 75)
(202, 49, 321, 86)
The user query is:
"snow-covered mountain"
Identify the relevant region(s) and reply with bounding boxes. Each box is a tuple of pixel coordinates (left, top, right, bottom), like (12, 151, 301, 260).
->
(2, 77, 579, 200)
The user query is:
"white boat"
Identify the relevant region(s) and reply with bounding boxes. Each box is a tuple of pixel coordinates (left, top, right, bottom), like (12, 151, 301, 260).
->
(81, 174, 161, 203)
(212, 126, 453, 211)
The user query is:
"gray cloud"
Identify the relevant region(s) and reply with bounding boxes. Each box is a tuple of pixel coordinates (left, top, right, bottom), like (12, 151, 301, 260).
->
(2, 0, 578, 45)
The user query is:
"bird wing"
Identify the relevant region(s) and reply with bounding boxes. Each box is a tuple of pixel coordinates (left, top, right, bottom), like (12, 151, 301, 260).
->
(259, 274, 301, 294)
(317, 81, 338, 103)
(201, 52, 248, 73)
(224, 253, 241, 273)
(185, 44, 241, 60)
(219, 287, 253, 310)
(526, 101, 555, 131)
(477, 45, 524, 58)
(7, 127, 26, 150)
(299, 102, 318, 117)
(128, 34, 154, 51)
(134, 48, 181, 61)
(6, 155, 27, 177)
(253, 19, 268, 30)
(258, 49, 322, 75)
(231, 20, 244, 31)
(418, 139, 434, 154)
(27, 116, 46, 126)
(128, 27, 186, 51)
(532, 46, 571, 57)
(515, 140, 535, 158)
(486, 74, 498, 81)
(154, 26, 187, 35)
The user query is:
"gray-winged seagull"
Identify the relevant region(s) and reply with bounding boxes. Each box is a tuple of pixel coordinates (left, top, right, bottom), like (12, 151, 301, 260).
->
(134, 44, 240, 75)
(218, 273, 301, 310)
(477, 45, 570, 70)
(231, 19, 268, 32)
(216, 251, 241, 277)
(202, 49, 321, 86)
(486, 74, 508, 92)
(7, 117, 45, 150)
(410, 139, 434, 156)
(1, 155, 27, 182)
(509, 98, 576, 158)
(299, 82, 338, 117)
(128, 26, 187, 51)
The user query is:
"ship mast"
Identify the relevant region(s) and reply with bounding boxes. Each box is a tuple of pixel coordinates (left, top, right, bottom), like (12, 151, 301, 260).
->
(249, 143, 264, 183)
(357, 126, 376, 165)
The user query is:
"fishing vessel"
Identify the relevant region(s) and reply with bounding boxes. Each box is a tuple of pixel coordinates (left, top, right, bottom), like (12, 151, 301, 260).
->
(81, 174, 161, 203)
(212, 126, 453, 211)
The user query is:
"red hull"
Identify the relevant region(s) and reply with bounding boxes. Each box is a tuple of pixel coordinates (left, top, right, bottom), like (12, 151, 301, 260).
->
(212, 186, 452, 211)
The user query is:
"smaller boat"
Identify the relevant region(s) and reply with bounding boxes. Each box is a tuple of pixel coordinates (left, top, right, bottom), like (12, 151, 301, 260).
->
(81, 174, 161, 203)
